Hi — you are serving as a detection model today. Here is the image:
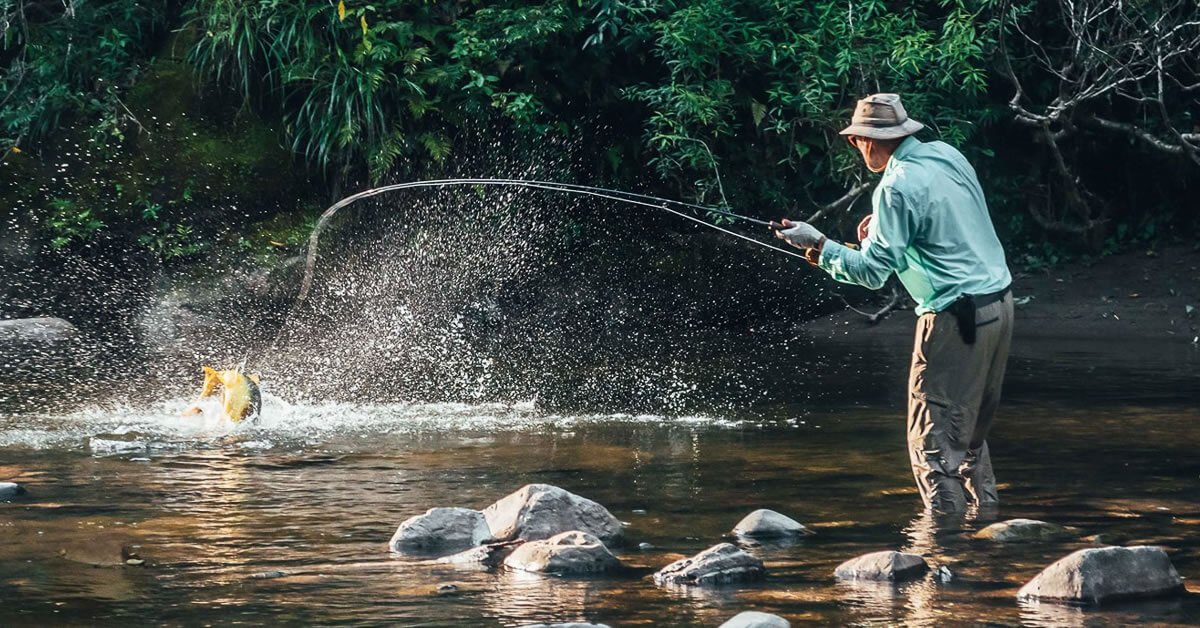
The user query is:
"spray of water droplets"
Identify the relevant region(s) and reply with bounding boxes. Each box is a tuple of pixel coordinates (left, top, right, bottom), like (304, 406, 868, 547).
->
(2, 128, 841, 448)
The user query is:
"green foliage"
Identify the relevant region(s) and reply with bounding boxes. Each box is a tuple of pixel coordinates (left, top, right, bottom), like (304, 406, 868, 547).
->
(45, 198, 104, 250)
(624, 0, 1006, 216)
(181, 0, 1013, 227)
(187, 0, 568, 179)
(0, 0, 170, 155)
(5, 0, 1196, 268)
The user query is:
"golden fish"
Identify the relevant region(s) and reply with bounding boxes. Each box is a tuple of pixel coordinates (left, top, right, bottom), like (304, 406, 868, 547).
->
(182, 366, 262, 423)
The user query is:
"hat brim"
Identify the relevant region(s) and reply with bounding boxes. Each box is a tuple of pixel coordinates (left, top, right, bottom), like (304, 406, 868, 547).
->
(838, 118, 924, 140)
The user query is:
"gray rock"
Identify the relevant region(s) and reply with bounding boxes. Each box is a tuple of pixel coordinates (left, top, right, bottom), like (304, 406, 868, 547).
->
(0, 318, 80, 369)
(483, 484, 622, 544)
(0, 482, 25, 500)
(834, 551, 928, 582)
(504, 531, 621, 575)
(719, 611, 791, 628)
(1017, 546, 1185, 604)
(935, 565, 954, 583)
(653, 543, 765, 587)
(732, 509, 813, 538)
(0, 317, 77, 346)
(389, 507, 491, 552)
(974, 518, 1074, 542)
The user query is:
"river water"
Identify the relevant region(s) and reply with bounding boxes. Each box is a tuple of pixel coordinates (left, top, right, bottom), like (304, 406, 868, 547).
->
(2, 330, 1199, 626)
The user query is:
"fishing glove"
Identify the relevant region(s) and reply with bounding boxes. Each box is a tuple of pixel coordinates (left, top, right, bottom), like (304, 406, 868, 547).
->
(773, 220, 825, 250)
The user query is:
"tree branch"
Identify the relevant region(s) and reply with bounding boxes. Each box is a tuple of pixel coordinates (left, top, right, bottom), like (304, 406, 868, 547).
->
(840, 283, 904, 325)
(1089, 115, 1186, 155)
(806, 181, 872, 223)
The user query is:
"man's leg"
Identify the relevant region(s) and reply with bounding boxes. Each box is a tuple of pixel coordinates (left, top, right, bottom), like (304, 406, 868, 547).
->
(907, 305, 998, 513)
(960, 294, 1014, 506)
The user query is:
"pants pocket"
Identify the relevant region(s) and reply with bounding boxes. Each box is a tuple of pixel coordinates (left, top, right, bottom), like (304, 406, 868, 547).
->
(910, 391, 969, 466)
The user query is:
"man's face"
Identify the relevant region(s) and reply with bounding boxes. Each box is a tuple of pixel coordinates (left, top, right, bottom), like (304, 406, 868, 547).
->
(848, 135, 891, 173)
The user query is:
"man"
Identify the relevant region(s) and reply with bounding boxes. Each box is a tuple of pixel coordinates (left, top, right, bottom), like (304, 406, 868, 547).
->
(773, 93, 1013, 513)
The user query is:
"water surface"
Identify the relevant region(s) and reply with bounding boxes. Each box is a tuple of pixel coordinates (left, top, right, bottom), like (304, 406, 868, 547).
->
(2, 333, 1198, 626)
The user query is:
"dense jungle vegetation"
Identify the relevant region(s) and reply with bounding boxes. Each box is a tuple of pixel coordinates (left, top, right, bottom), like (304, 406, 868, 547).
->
(2, 0, 1197, 273)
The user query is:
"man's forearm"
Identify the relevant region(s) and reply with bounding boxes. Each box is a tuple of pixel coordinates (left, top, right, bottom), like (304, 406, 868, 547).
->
(817, 240, 891, 290)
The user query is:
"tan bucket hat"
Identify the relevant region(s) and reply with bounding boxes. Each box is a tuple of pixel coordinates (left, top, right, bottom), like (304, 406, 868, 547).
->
(839, 93, 924, 140)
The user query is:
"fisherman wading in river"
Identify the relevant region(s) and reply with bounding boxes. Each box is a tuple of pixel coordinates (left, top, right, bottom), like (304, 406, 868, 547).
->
(773, 93, 1013, 514)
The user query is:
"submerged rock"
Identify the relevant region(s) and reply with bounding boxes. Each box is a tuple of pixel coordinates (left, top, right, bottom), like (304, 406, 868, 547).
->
(435, 540, 524, 568)
(89, 436, 150, 456)
(719, 611, 791, 628)
(834, 551, 928, 582)
(974, 518, 1074, 542)
(504, 531, 621, 575)
(653, 543, 765, 587)
(250, 570, 288, 579)
(1085, 532, 1133, 546)
(388, 507, 491, 552)
(732, 509, 813, 538)
(483, 484, 622, 544)
(1017, 546, 1184, 604)
(0, 482, 26, 500)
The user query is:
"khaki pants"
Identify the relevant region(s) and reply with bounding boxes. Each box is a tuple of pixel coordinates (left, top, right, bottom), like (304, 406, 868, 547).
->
(907, 293, 1014, 513)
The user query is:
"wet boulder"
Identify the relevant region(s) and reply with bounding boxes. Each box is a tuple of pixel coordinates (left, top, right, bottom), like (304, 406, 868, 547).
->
(1017, 546, 1184, 604)
(0, 482, 26, 500)
(0, 317, 81, 370)
(732, 509, 813, 538)
(504, 531, 621, 575)
(0, 317, 77, 349)
(389, 507, 491, 552)
(974, 518, 1074, 542)
(834, 551, 928, 582)
(483, 484, 622, 544)
(719, 611, 791, 628)
(653, 543, 765, 587)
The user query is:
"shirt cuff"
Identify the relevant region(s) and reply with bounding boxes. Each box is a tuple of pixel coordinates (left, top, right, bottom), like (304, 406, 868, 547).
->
(817, 239, 850, 272)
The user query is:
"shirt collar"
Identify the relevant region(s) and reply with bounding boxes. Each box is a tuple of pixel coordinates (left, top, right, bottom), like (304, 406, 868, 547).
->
(885, 136, 921, 175)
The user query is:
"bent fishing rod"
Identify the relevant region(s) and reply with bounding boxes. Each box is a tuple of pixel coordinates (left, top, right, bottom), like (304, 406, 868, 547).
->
(292, 178, 805, 305)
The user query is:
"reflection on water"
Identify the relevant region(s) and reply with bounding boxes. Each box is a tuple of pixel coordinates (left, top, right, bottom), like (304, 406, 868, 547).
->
(2, 338, 1199, 626)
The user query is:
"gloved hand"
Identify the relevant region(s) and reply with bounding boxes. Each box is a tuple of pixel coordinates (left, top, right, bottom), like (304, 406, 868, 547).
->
(770, 218, 825, 250)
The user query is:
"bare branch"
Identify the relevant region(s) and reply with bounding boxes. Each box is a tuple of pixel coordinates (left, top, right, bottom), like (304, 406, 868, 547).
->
(1000, 0, 1200, 237)
(806, 181, 872, 223)
(840, 283, 904, 324)
(1089, 115, 1186, 155)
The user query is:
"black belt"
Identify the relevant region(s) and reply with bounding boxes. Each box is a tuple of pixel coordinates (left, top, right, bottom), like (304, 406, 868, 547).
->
(946, 286, 1011, 345)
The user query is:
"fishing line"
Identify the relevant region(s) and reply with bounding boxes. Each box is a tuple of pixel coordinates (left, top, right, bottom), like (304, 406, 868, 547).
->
(265, 178, 805, 354)
(295, 178, 798, 301)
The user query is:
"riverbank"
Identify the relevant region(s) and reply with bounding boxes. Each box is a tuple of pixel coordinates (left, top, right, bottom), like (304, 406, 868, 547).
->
(804, 244, 1200, 345)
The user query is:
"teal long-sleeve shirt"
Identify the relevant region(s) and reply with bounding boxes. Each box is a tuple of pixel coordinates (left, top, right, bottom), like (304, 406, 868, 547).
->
(817, 137, 1011, 315)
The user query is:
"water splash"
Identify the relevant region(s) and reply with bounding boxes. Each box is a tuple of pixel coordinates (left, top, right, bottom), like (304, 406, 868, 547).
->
(0, 394, 740, 452)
